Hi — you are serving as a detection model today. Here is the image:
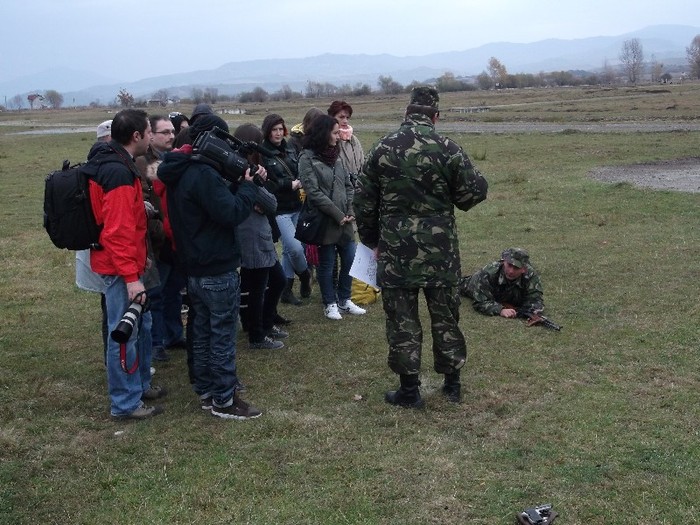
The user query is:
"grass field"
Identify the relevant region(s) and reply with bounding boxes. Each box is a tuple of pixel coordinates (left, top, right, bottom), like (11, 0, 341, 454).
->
(1, 86, 699, 524)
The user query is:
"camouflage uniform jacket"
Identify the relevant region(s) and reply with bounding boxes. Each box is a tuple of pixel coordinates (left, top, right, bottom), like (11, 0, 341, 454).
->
(354, 113, 488, 288)
(461, 261, 544, 315)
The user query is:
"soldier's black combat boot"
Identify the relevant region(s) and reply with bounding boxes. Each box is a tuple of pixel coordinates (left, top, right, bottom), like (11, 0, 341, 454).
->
(441, 371, 461, 403)
(281, 278, 301, 306)
(385, 374, 425, 409)
(297, 269, 312, 298)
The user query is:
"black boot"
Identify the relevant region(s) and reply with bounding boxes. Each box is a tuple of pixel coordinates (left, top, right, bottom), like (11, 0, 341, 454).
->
(281, 278, 301, 306)
(385, 374, 425, 408)
(442, 371, 461, 403)
(298, 269, 312, 298)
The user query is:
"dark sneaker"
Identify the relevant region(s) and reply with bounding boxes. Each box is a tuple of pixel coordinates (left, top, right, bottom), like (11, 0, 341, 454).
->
(250, 336, 284, 350)
(112, 404, 164, 420)
(211, 394, 262, 420)
(142, 385, 167, 401)
(200, 395, 213, 411)
(152, 347, 170, 362)
(268, 325, 289, 339)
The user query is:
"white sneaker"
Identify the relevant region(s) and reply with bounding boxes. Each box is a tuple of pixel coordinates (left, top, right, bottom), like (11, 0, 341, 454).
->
(324, 303, 343, 320)
(339, 299, 366, 315)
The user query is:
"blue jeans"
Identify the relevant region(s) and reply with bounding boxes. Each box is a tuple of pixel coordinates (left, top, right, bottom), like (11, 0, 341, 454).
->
(318, 242, 356, 306)
(276, 212, 308, 278)
(101, 275, 153, 416)
(187, 271, 241, 405)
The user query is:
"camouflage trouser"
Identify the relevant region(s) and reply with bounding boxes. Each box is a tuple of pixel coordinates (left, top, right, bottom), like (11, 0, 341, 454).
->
(381, 287, 467, 376)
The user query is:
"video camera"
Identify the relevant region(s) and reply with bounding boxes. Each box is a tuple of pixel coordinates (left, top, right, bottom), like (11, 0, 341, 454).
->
(191, 126, 268, 186)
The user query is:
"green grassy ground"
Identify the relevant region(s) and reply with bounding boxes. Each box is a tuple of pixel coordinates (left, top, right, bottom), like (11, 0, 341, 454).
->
(1, 88, 699, 524)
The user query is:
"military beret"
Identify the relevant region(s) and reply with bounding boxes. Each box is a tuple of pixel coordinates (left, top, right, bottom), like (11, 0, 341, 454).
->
(409, 86, 439, 109)
(502, 247, 529, 268)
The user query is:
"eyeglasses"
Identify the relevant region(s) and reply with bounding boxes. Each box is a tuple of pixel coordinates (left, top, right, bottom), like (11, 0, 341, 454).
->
(154, 130, 176, 135)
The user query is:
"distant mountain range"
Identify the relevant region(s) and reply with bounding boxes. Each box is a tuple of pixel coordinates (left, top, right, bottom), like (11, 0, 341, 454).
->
(2, 24, 698, 107)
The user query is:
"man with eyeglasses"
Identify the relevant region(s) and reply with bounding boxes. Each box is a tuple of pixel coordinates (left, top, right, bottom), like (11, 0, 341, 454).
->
(136, 115, 184, 363)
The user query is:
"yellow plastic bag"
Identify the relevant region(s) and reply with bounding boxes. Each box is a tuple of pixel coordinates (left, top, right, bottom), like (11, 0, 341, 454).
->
(351, 278, 380, 305)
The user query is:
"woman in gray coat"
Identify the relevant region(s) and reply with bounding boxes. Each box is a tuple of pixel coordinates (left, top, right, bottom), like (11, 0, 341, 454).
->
(298, 115, 366, 320)
(235, 124, 288, 349)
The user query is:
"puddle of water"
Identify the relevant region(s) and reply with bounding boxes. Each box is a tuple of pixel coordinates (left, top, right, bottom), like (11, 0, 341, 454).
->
(10, 127, 95, 135)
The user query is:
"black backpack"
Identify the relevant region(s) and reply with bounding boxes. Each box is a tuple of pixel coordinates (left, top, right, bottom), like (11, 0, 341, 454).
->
(43, 160, 102, 250)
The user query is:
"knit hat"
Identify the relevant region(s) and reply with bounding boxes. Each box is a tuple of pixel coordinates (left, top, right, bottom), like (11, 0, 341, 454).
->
(409, 86, 439, 109)
(96, 120, 112, 139)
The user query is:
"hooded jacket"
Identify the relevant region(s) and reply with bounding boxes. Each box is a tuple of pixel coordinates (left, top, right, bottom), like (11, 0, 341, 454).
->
(85, 141, 147, 283)
(157, 146, 259, 277)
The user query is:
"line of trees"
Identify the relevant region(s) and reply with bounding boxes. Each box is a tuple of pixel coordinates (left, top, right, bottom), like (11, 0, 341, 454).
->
(4, 35, 700, 111)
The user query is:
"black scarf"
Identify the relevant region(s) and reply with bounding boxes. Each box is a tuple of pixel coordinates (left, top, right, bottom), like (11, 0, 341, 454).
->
(318, 144, 340, 167)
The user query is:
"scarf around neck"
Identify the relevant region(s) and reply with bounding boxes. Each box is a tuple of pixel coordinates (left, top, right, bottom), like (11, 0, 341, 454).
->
(318, 144, 340, 167)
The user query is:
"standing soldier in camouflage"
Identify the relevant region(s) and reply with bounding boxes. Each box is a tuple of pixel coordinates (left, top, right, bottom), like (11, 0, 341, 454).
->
(354, 86, 488, 407)
(459, 247, 544, 318)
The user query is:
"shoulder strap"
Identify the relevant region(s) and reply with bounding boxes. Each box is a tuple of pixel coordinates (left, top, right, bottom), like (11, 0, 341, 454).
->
(310, 159, 335, 199)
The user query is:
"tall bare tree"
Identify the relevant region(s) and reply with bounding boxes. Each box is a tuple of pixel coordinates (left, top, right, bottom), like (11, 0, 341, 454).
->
(619, 38, 644, 83)
(686, 34, 700, 79)
(116, 88, 134, 107)
(152, 89, 169, 103)
(649, 55, 664, 83)
(377, 75, 403, 95)
(487, 57, 508, 88)
(44, 89, 64, 109)
(10, 94, 23, 110)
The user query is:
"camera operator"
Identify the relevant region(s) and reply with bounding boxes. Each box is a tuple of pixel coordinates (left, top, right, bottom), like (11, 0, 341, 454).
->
(157, 115, 266, 420)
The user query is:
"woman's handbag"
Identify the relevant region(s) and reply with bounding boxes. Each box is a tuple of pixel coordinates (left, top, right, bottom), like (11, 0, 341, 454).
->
(294, 200, 329, 245)
(295, 160, 336, 245)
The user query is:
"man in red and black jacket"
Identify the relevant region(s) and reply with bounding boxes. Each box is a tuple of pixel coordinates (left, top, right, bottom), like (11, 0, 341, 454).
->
(84, 108, 166, 420)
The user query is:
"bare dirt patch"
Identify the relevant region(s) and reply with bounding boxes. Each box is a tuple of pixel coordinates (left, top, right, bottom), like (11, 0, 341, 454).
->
(588, 157, 700, 193)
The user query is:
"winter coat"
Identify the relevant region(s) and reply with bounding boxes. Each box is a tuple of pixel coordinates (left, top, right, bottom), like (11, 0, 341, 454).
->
(260, 138, 301, 214)
(237, 188, 278, 269)
(157, 145, 259, 277)
(85, 141, 147, 283)
(298, 149, 355, 247)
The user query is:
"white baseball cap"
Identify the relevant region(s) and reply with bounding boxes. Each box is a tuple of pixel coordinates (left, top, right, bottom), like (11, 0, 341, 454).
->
(96, 120, 112, 139)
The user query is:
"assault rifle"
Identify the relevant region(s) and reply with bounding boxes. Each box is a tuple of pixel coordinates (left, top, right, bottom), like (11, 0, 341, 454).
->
(502, 303, 561, 331)
(516, 308, 562, 331)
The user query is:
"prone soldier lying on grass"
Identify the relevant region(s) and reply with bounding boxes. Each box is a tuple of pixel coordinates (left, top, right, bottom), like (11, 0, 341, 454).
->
(460, 247, 547, 319)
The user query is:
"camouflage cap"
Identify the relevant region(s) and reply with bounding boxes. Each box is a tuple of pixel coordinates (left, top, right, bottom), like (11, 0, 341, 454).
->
(501, 247, 529, 268)
(409, 86, 439, 109)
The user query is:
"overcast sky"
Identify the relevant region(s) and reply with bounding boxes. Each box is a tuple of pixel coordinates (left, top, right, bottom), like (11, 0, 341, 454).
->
(2, 0, 698, 83)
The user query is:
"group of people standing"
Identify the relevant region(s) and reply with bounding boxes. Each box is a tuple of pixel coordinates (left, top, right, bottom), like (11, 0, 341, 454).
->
(76, 86, 554, 420)
(79, 99, 372, 420)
